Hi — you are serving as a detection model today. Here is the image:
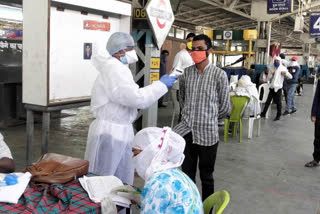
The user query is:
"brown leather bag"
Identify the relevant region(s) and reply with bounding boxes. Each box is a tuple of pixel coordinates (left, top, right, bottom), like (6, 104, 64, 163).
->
(23, 153, 89, 184)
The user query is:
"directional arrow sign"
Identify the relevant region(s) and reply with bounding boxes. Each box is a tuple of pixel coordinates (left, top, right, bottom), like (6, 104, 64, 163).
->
(146, 0, 175, 49)
(310, 12, 320, 38)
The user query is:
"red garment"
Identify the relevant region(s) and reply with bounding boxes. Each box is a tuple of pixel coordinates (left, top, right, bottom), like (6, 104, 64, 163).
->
(269, 43, 281, 58)
(0, 176, 101, 214)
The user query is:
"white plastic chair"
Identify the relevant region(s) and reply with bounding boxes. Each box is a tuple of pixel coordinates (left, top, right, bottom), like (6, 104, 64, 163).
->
(258, 83, 271, 119)
(313, 75, 318, 95)
(247, 97, 261, 139)
(230, 75, 238, 84)
(230, 82, 237, 91)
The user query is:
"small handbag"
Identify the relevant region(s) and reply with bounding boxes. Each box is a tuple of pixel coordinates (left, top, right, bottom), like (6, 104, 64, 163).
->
(23, 153, 89, 184)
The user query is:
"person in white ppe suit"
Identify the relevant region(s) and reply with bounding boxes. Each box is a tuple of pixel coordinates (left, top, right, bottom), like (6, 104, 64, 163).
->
(84, 32, 177, 186)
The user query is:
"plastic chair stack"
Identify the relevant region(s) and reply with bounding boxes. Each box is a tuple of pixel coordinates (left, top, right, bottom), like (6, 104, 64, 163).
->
(224, 96, 250, 143)
(203, 190, 230, 214)
(243, 97, 261, 139)
(258, 83, 271, 118)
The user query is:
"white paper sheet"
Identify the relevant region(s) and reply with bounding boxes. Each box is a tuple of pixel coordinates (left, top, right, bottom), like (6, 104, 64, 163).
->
(0, 172, 32, 204)
(79, 175, 131, 207)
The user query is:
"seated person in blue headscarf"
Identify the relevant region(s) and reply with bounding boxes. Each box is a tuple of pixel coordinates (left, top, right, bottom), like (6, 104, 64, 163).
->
(131, 127, 203, 214)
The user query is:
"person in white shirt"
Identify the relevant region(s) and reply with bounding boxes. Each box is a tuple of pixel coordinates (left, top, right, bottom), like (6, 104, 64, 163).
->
(0, 133, 15, 173)
(171, 33, 195, 74)
(261, 56, 292, 121)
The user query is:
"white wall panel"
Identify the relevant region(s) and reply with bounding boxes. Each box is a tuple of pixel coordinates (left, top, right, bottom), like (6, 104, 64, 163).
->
(23, 0, 49, 106)
(52, 0, 131, 16)
(22, 0, 131, 106)
(49, 8, 121, 103)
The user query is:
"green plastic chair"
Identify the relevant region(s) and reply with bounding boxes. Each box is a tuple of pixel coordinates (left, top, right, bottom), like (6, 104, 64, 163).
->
(224, 96, 250, 143)
(203, 190, 230, 214)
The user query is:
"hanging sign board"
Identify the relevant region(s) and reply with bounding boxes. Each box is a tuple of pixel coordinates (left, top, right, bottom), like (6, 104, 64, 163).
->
(310, 12, 320, 38)
(146, 0, 175, 49)
(150, 71, 159, 84)
(267, 0, 293, 14)
(133, 8, 149, 29)
(133, 8, 147, 20)
(150, 57, 160, 69)
(83, 20, 110, 31)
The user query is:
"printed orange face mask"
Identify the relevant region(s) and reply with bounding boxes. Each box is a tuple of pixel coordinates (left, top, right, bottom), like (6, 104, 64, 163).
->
(190, 51, 207, 64)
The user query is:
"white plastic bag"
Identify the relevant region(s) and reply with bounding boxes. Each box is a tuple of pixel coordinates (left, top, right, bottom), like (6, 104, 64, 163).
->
(101, 197, 117, 214)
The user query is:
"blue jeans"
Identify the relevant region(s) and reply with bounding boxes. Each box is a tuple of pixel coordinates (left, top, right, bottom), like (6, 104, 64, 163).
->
(285, 84, 296, 112)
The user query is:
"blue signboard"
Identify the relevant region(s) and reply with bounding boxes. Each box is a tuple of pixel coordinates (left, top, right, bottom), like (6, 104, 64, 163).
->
(310, 12, 320, 38)
(267, 0, 293, 14)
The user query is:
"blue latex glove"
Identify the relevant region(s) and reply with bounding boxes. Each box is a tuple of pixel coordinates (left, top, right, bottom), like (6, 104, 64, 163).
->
(159, 74, 178, 88)
(5, 174, 18, 186)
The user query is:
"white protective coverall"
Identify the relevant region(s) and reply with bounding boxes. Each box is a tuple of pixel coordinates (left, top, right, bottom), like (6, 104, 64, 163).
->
(85, 54, 168, 185)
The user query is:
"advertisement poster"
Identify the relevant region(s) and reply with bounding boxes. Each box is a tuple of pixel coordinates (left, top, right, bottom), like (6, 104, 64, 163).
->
(83, 43, 92, 60)
(0, 28, 22, 39)
(0, 39, 22, 66)
(310, 12, 320, 38)
(150, 72, 159, 84)
(267, 0, 293, 14)
(150, 57, 160, 69)
(83, 20, 110, 31)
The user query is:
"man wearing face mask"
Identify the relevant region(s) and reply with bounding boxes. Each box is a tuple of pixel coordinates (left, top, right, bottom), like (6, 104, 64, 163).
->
(260, 56, 292, 121)
(84, 32, 177, 187)
(174, 34, 231, 200)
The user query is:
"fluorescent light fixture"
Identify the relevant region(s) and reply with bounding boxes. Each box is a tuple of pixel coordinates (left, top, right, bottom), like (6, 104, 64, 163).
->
(0, 5, 22, 21)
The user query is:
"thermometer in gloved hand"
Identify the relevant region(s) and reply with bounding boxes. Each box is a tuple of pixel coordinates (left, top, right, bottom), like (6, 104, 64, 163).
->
(169, 68, 183, 77)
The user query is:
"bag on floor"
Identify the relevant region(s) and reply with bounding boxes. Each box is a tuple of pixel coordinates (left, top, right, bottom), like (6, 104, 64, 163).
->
(23, 153, 89, 184)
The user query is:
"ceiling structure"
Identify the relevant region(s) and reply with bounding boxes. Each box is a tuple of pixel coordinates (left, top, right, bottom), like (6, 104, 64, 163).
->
(0, 0, 21, 8)
(174, 0, 320, 54)
(0, 0, 319, 54)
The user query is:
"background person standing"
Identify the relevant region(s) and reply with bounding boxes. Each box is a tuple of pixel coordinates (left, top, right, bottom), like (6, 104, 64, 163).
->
(261, 57, 292, 121)
(305, 81, 320, 167)
(283, 57, 300, 115)
(158, 50, 169, 108)
(171, 33, 195, 73)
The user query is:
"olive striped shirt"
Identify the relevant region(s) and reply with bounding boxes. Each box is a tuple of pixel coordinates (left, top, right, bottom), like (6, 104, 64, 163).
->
(173, 63, 231, 146)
